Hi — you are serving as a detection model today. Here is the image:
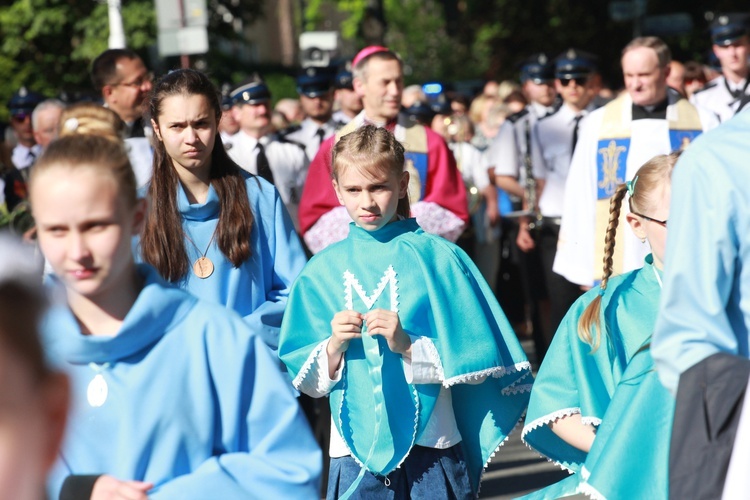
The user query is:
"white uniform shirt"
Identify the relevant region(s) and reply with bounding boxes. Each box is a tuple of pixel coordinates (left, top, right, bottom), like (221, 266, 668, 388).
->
(124, 137, 153, 189)
(332, 109, 353, 126)
(531, 103, 594, 217)
(485, 101, 552, 184)
(11, 143, 42, 172)
(691, 75, 750, 123)
(225, 131, 309, 224)
(282, 118, 336, 162)
(553, 92, 719, 287)
(450, 141, 489, 190)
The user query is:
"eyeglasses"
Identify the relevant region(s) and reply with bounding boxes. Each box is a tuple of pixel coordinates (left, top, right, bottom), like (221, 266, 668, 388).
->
(632, 212, 668, 228)
(559, 77, 588, 87)
(110, 72, 153, 89)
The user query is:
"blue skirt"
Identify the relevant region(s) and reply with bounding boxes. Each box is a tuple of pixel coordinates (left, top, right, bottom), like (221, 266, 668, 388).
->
(327, 444, 474, 499)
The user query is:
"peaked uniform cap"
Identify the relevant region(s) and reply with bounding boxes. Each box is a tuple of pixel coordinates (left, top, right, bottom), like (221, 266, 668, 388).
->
(230, 78, 271, 105)
(520, 53, 555, 84)
(554, 49, 598, 79)
(710, 13, 750, 46)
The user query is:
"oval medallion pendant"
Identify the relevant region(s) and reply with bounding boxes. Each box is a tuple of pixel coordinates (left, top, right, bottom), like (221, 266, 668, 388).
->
(193, 256, 214, 279)
(87, 374, 108, 407)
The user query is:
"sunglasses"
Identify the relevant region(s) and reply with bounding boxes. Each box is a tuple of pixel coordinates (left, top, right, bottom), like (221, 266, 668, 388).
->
(559, 77, 588, 87)
(11, 112, 30, 122)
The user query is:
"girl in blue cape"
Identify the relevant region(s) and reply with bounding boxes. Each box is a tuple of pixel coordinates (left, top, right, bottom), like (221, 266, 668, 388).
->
(138, 69, 306, 351)
(279, 125, 531, 499)
(519, 153, 678, 499)
(30, 131, 321, 499)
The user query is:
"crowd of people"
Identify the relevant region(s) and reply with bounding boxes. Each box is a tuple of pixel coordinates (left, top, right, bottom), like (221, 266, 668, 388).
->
(1, 10, 750, 500)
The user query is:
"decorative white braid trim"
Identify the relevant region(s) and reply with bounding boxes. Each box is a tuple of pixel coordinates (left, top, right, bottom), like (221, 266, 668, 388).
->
(502, 383, 533, 395)
(443, 361, 531, 388)
(578, 480, 607, 500)
(522, 407, 582, 437)
(581, 416, 602, 427)
(519, 437, 578, 474)
(291, 339, 327, 390)
(580, 466, 591, 481)
(476, 414, 521, 496)
(343, 266, 398, 311)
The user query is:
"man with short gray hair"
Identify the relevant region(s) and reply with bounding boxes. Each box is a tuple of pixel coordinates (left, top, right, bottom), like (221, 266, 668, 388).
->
(31, 99, 65, 150)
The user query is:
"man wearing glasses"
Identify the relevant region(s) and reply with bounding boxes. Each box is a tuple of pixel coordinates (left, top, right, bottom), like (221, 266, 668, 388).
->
(554, 37, 718, 291)
(91, 48, 153, 139)
(520, 49, 598, 337)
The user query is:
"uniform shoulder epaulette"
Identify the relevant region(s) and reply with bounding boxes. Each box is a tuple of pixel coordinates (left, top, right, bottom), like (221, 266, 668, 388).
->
(276, 124, 302, 137)
(272, 131, 306, 150)
(507, 108, 530, 123)
(693, 80, 718, 95)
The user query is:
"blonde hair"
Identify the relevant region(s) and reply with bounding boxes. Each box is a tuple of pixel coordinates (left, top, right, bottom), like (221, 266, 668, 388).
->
(57, 103, 126, 142)
(577, 152, 679, 351)
(31, 134, 137, 210)
(331, 125, 410, 220)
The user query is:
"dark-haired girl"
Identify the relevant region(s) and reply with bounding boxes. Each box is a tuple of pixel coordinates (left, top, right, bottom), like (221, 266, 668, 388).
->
(140, 69, 305, 349)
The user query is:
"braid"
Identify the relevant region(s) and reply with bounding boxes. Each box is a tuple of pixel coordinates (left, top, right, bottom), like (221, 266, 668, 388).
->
(577, 182, 629, 351)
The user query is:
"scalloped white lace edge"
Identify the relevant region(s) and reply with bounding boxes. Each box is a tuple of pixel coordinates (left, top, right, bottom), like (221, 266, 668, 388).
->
(522, 407, 582, 437)
(520, 407, 585, 473)
(291, 339, 327, 390)
(578, 480, 607, 500)
(581, 416, 602, 426)
(443, 361, 532, 388)
(519, 437, 578, 474)
(476, 415, 524, 495)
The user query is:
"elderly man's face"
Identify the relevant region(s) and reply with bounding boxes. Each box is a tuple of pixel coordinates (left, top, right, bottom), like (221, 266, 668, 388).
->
(33, 107, 62, 149)
(622, 47, 669, 107)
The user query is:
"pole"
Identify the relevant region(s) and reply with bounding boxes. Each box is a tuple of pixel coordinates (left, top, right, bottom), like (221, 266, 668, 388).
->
(177, 0, 190, 68)
(107, 0, 126, 49)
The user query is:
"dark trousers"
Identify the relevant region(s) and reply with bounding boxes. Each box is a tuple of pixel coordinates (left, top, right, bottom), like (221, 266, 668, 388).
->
(538, 220, 584, 340)
(497, 219, 548, 362)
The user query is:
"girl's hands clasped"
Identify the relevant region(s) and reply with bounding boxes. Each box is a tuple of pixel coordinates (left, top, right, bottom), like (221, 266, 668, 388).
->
(362, 309, 411, 357)
(326, 309, 412, 378)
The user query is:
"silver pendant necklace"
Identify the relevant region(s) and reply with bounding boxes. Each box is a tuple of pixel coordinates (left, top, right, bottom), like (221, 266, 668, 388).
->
(87, 362, 111, 407)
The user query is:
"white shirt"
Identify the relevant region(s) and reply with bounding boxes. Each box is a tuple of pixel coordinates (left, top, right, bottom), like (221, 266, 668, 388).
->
(225, 131, 309, 225)
(532, 103, 594, 217)
(124, 137, 153, 189)
(11, 143, 42, 171)
(691, 75, 750, 123)
(485, 102, 552, 184)
(332, 109, 354, 126)
(282, 117, 336, 161)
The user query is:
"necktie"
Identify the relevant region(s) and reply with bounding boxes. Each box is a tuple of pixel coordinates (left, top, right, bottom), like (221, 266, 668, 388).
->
(571, 115, 583, 153)
(255, 142, 275, 184)
(316, 128, 325, 146)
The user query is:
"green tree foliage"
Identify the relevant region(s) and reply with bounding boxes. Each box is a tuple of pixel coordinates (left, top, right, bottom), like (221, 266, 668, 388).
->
(0, 0, 156, 120)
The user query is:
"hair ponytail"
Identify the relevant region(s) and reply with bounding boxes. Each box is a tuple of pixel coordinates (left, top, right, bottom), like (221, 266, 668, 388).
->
(577, 182, 628, 351)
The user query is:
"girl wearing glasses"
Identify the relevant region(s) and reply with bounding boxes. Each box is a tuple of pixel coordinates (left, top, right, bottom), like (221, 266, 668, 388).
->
(520, 153, 678, 499)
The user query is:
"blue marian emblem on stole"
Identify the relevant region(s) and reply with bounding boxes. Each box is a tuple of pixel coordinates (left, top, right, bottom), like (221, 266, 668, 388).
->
(597, 139, 628, 199)
(405, 152, 428, 200)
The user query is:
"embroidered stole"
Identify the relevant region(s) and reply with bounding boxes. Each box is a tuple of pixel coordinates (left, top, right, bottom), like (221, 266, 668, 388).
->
(594, 95, 702, 280)
(336, 115, 429, 203)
